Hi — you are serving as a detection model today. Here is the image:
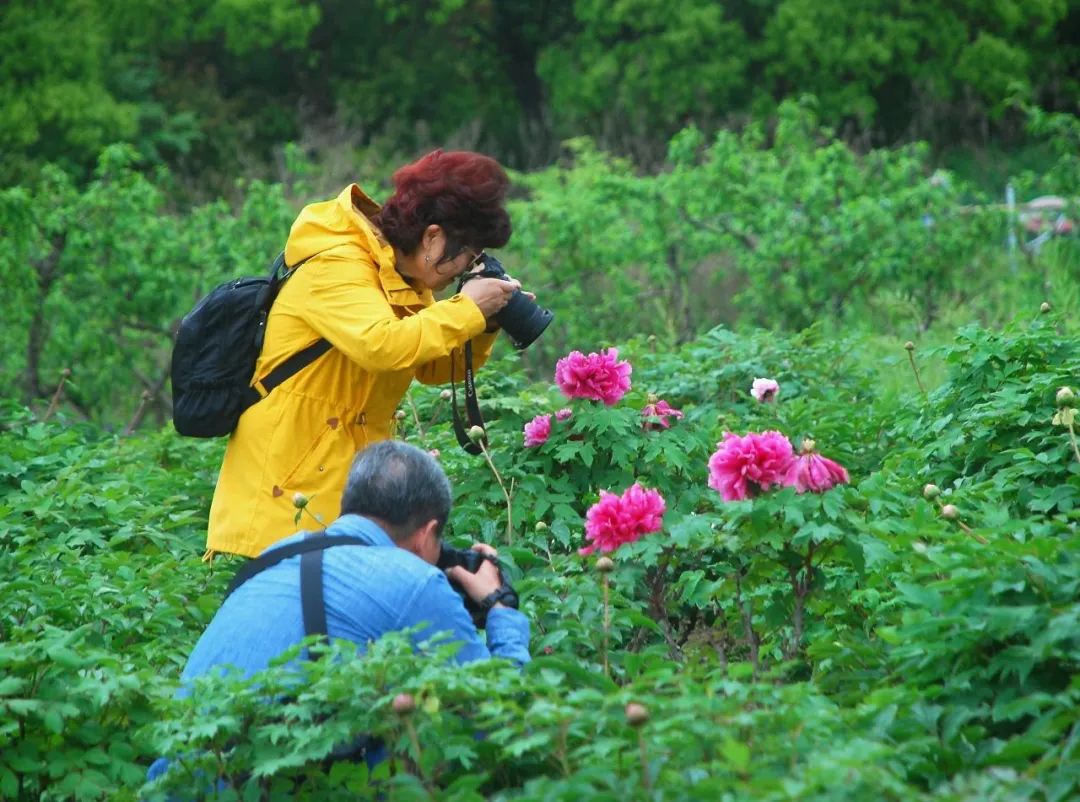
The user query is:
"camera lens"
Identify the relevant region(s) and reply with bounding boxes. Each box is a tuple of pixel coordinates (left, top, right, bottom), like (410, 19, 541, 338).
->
(495, 292, 554, 351)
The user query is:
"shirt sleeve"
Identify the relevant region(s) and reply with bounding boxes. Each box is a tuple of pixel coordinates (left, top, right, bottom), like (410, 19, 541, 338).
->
(297, 254, 489, 372)
(399, 572, 531, 667)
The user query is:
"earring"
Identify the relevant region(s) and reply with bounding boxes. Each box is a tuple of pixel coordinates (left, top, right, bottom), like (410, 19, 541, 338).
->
(425, 254, 430, 263)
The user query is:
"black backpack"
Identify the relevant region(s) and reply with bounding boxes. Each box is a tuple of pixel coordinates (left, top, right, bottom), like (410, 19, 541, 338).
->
(171, 252, 332, 437)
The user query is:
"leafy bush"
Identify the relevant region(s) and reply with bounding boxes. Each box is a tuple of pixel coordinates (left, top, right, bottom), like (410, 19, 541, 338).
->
(8, 304, 1078, 799)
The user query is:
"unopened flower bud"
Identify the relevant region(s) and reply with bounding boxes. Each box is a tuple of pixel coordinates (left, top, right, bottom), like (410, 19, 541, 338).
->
(292, 492, 309, 509)
(904, 341, 915, 352)
(535, 521, 548, 531)
(428, 449, 440, 460)
(1057, 386, 1075, 405)
(440, 389, 453, 400)
(468, 425, 486, 442)
(395, 410, 407, 420)
(61, 368, 72, 378)
(596, 557, 615, 573)
(392, 693, 415, 716)
(941, 504, 958, 520)
(922, 483, 940, 500)
(625, 702, 649, 727)
(1040, 302, 1052, 313)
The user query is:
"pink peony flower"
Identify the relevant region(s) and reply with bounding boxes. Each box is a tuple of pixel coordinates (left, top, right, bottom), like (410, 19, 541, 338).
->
(750, 378, 780, 403)
(555, 348, 632, 406)
(580, 483, 666, 555)
(523, 414, 552, 447)
(707, 431, 795, 501)
(555, 408, 573, 422)
(783, 439, 850, 493)
(641, 399, 684, 430)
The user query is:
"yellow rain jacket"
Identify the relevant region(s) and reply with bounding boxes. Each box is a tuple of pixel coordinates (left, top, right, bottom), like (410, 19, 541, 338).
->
(206, 185, 498, 557)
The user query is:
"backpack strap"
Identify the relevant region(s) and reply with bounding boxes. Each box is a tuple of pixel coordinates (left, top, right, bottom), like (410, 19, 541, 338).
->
(223, 534, 368, 600)
(300, 533, 329, 658)
(243, 251, 332, 407)
(242, 339, 333, 406)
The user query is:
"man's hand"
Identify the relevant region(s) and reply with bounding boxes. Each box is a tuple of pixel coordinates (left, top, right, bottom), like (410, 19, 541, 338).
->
(445, 543, 507, 606)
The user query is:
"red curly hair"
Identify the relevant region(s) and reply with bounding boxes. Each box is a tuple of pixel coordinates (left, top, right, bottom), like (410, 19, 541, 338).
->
(374, 150, 512, 262)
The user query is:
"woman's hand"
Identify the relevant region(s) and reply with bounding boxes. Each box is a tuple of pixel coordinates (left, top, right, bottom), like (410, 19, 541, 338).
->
(459, 277, 518, 320)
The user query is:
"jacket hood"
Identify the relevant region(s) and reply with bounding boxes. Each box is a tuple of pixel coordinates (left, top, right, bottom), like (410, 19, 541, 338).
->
(284, 184, 392, 268)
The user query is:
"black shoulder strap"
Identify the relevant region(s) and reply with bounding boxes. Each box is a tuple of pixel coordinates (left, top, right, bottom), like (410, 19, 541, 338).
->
(450, 340, 487, 455)
(300, 539, 328, 658)
(223, 534, 368, 600)
(242, 250, 333, 408)
(240, 339, 334, 408)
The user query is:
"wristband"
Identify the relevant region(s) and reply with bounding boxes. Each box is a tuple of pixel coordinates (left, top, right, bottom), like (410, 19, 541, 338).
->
(477, 584, 518, 612)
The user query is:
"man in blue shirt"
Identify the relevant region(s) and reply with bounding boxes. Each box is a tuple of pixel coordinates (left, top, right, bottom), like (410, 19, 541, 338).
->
(148, 439, 530, 785)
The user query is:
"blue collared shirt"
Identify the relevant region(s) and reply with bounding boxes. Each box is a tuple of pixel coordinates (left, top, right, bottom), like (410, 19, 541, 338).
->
(180, 514, 531, 686)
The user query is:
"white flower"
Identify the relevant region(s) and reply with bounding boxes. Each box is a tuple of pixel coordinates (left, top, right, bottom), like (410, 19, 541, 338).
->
(750, 378, 780, 403)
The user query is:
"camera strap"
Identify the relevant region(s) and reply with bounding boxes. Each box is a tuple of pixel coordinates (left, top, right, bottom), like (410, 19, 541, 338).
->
(450, 340, 487, 455)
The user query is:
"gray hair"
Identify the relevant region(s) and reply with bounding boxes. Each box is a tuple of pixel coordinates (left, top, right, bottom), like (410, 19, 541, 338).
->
(339, 440, 452, 541)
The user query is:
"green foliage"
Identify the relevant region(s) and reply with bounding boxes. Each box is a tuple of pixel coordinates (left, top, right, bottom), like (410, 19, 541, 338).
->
(1, 0, 1078, 182)
(4, 303, 1080, 798)
(0, 146, 296, 423)
(2, 110, 1076, 427)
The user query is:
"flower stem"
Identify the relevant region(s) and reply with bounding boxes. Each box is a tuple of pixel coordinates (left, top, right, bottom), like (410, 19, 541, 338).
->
(601, 574, 611, 678)
(1066, 419, 1080, 467)
(638, 731, 652, 794)
(42, 369, 70, 422)
(942, 506, 989, 545)
(478, 439, 514, 545)
(906, 348, 928, 400)
(406, 391, 423, 434)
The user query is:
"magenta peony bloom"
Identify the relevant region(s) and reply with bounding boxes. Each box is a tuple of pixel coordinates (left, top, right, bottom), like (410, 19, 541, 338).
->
(641, 399, 684, 430)
(555, 348, 632, 406)
(707, 431, 795, 501)
(555, 408, 573, 422)
(523, 414, 553, 447)
(580, 483, 666, 555)
(750, 378, 780, 403)
(783, 440, 850, 493)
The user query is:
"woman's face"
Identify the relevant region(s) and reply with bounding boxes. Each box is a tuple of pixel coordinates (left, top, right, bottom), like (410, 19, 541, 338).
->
(399, 225, 481, 292)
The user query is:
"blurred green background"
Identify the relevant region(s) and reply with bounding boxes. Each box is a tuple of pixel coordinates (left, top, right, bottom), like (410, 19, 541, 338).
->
(1, 0, 1078, 428)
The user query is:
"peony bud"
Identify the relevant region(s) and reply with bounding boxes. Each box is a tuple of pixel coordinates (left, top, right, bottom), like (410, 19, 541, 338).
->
(1057, 386, 1075, 405)
(625, 702, 649, 727)
(535, 521, 548, 531)
(941, 504, 958, 520)
(904, 341, 915, 352)
(1040, 301, 1052, 313)
(468, 425, 486, 442)
(440, 389, 453, 400)
(596, 556, 615, 573)
(922, 483, 940, 499)
(395, 410, 407, 420)
(392, 693, 415, 716)
(292, 492, 309, 509)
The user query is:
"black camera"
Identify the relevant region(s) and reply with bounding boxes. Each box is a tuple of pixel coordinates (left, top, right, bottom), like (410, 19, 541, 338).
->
(457, 254, 553, 350)
(437, 544, 516, 628)
(437, 543, 492, 575)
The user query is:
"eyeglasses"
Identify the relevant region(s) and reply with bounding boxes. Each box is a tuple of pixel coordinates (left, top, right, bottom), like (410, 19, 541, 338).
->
(465, 249, 486, 272)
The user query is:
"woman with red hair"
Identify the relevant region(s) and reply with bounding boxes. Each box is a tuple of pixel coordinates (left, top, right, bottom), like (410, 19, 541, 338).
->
(205, 151, 521, 558)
